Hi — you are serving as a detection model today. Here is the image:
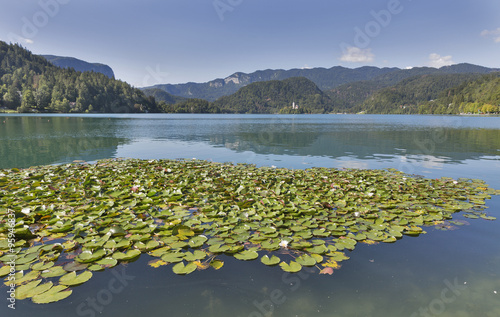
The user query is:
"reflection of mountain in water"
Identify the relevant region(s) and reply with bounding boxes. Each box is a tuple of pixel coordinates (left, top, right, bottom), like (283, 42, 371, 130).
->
(209, 124, 500, 164)
(0, 116, 126, 168)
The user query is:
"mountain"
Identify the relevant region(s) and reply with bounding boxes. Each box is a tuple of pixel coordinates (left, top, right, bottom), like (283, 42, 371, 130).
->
(143, 66, 398, 101)
(213, 77, 333, 114)
(428, 73, 500, 114)
(144, 63, 499, 102)
(325, 63, 500, 112)
(358, 73, 485, 114)
(42, 55, 115, 79)
(0, 41, 160, 113)
(141, 87, 186, 105)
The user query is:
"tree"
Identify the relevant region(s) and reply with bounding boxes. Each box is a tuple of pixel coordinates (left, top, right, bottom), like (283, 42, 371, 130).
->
(19, 88, 35, 112)
(3, 85, 20, 109)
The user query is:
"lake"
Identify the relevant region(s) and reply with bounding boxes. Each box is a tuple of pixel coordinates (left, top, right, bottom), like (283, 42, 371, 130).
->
(1, 114, 500, 317)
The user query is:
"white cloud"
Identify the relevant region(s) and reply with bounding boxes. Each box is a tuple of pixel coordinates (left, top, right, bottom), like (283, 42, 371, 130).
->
(339, 46, 374, 63)
(481, 27, 500, 43)
(428, 53, 454, 68)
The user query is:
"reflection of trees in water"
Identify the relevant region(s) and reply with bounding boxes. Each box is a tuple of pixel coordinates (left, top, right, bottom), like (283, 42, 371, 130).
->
(210, 126, 500, 163)
(0, 116, 125, 168)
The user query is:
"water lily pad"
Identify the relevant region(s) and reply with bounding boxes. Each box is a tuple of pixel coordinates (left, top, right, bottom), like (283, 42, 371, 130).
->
(210, 259, 224, 270)
(295, 254, 317, 266)
(234, 250, 259, 261)
(16, 280, 53, 300)
(172, 262, 197, 275)
(63, 261, 89, 272)
(279, 261, 302, 273)
(59, 270, 93, 286)
(0, 265, 12, 277)
(75, 249, 107, 263)
(188, 236, 208, 248)
(161, 252, 185, 263)
(32, 285, 72, 304)
(112, 249, 141, 261)
(41, 266, 67, 278)
(261, 255, 281, 266)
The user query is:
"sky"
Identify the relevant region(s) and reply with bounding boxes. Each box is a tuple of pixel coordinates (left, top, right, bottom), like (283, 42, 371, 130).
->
(0, 0, 499, 87)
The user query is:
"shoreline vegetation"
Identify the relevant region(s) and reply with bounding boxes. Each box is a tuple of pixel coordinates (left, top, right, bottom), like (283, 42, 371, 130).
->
(1, 158, 498, 304)
(1, 41, 499, 115)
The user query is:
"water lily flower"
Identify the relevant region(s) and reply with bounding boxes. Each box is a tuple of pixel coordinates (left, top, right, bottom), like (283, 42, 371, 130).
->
(279, 240, 289, 248)
(354, 212, 360, 217)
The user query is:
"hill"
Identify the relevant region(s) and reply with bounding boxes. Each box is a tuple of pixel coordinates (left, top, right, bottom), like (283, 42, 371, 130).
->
(213, 77, 333, 114)
(427, 73, 500, 114)
(325, 63, 499, 113)
(141, 87, 186, 105)
(0, 41, 161, 113)
(42, 55, 115, 79)
(358, 73, 485, 114)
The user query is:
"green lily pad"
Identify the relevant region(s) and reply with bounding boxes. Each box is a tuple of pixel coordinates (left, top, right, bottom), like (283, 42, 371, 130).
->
(279, 261, 302, 273)
(16, 280, 53, 300)
(261, 255, 281, 266)
(41, 266, 67, 278)
(295, 254, 317, 266)
(161, 252, 185, 263)
(234, 250, 259, 261)
(0, 265, 12, 277)
(32, 285, 73, 304)
(112, 249, 141, 261)
(172, 262, 197, 275)
(210, 259, 224, 270)
(188, 236, 208, 248)
(31, 262, 55, 271)
(59, 271, 93, 286)
(75, 249, 107, 263)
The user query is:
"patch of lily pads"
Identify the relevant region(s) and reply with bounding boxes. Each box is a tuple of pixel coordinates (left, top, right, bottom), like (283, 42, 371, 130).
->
(0, 158, 498, 303)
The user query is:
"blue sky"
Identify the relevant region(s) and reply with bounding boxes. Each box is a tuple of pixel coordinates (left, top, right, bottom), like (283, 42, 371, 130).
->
(1, 0, 499, 87)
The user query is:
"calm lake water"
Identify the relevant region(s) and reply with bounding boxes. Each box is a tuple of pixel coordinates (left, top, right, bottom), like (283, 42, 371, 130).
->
(1, 114, 500, 317)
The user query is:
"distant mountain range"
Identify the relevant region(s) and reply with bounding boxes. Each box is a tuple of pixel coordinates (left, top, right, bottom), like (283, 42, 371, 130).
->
(158, 67, 500, 115)
(142, 63, 499, 102)
(41, 55, 115, 79)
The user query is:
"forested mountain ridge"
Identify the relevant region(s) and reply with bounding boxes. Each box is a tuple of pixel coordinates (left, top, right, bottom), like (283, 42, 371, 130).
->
(213, 77, 333, 114)
(42, 55, 115, 79)
(143, 63, 499, 102)
(0, 41, 161, 113)
(357, 73, 486, 114)
(143, 66, 398, 101)
(354, 72, 500, 114)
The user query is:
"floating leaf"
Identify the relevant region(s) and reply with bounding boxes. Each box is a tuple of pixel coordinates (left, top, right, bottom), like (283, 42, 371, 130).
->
(279, 261, 302, 273)
(59, 270, 93, 286)
(41, 266, 67, 278)
(234, 250, 259, 261)
(296, 254, 317, 266)
(210, 259, 224, 270)
(32, 285, 72, 304)
(148, 259, 168, 268)
(319, 267, 334, 275)
(161, 252, 185, 263)
(16, 280, 53, 300)
(112, 249, 141, 261)
(261, 255, 281, 266)
(172, 262, 197, 275)
(188, 236, 208, 248)
(75, 249, 106, 263)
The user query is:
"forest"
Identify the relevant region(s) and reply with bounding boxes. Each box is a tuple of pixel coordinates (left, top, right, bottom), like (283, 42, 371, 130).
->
(0, 41, 162, 113)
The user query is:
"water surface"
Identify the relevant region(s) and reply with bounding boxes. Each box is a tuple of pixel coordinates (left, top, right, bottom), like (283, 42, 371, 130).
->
(1, 114, 499, 317)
